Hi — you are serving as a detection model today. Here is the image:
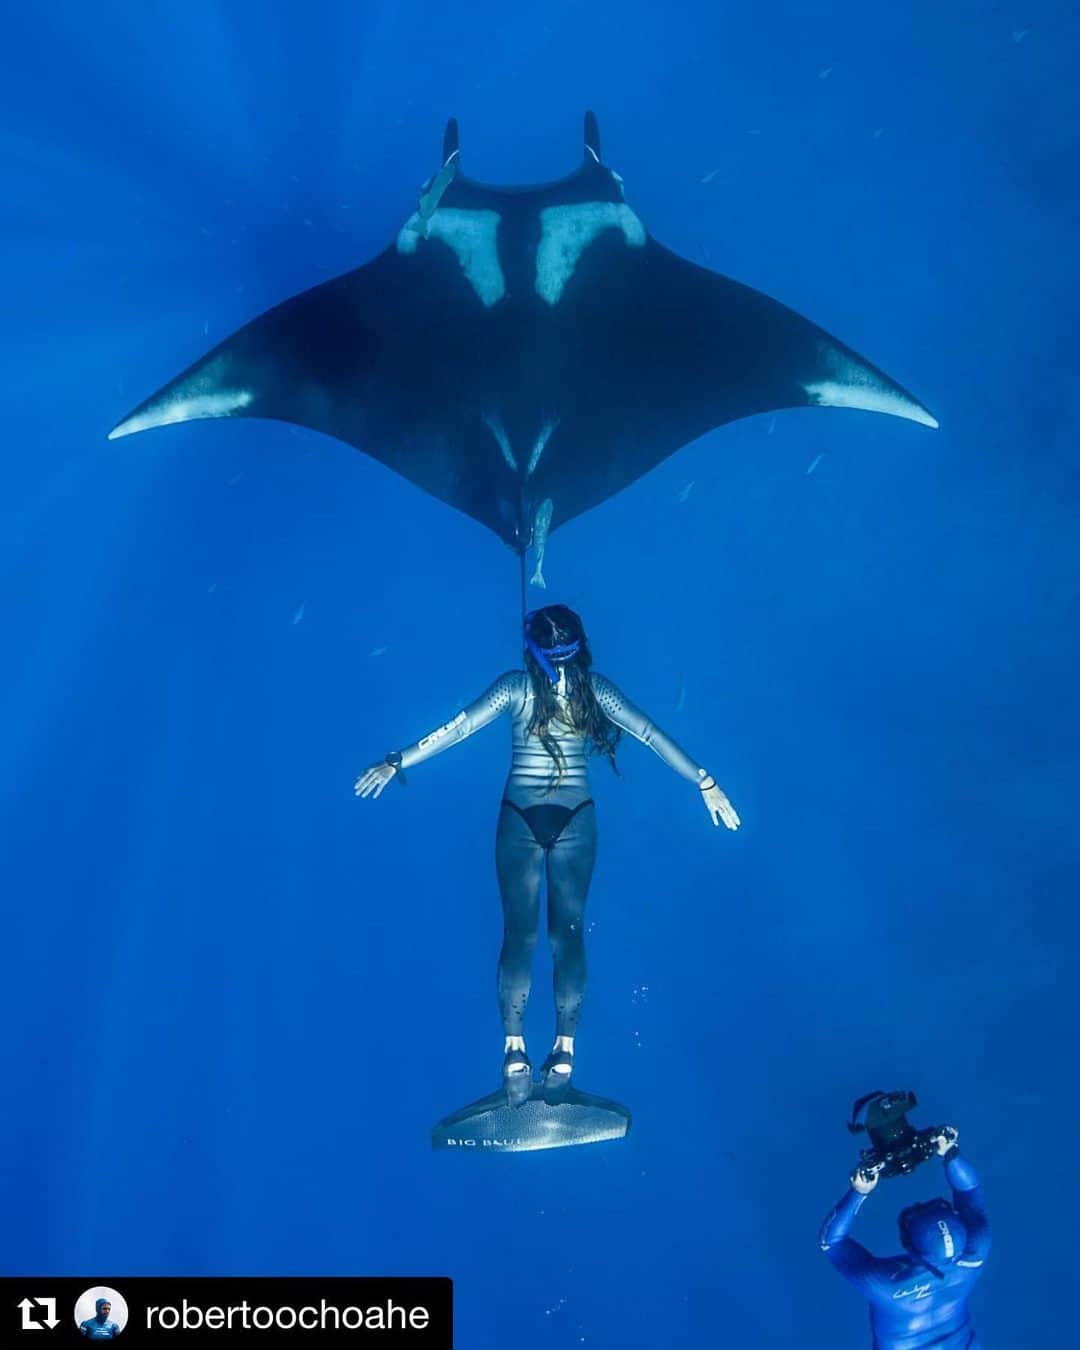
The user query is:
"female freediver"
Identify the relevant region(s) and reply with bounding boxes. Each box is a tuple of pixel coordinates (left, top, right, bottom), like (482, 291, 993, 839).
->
(354, 605, 739, 1104)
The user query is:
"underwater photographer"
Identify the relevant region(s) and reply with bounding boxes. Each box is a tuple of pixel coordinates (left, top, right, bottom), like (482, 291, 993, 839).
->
(819, 1093, 990, 1349)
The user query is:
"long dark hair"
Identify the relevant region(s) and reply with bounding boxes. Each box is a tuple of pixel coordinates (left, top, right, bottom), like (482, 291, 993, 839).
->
(524, 605, 620, 783)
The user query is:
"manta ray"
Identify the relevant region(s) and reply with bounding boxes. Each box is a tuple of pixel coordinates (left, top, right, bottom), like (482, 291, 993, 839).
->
(110, 112, 937, 568)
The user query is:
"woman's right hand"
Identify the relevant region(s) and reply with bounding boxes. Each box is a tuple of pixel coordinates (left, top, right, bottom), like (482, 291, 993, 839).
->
(354, 761, 397, 799)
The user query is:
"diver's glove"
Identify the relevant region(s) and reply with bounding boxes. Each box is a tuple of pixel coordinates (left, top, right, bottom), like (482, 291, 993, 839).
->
(697, 774, 741, 830)
(932, 1125, 960, 1158)
(850, 1162, 883, 1195)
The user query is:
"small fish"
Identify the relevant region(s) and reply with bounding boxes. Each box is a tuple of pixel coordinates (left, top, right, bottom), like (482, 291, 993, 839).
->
(369, 646, 387, 658)
(530, 498, 554, 588)
(746, 128, 762, 136)
(1012, 28, 1029, 43)
(675, 677, 687, 713)
(767, 417, 777, 436)
(873, 127, 885, 140)
(207, 582, 218, 594)
(292, 602, 305, 625)
(675, 480, 695, 504)
(819, 66, 833, 80)
(700, 168, 720, 184)
(806, 453, 824, 475)
(226, 472, 243, 487)
(203, 319, 209, 335)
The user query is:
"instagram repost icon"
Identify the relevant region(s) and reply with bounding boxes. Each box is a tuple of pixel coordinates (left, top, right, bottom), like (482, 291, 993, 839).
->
(73, 1288, 129, 1340)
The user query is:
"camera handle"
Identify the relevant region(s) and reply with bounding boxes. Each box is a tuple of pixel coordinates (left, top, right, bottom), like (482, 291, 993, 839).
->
(847, 1090, 889, 1134)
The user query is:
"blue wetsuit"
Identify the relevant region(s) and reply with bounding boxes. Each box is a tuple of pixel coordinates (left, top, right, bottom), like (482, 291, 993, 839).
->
(819, 1153, 990, 1349)
(79, 1317, 121, 1340)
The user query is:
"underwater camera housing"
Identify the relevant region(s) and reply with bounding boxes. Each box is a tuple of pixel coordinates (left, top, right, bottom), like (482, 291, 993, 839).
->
(848, 1090, 943, 1179)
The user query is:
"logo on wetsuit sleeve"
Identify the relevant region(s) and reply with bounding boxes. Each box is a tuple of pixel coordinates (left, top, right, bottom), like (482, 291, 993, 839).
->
(938, 1219, 955, 1259)
(417, 711, 466, 751)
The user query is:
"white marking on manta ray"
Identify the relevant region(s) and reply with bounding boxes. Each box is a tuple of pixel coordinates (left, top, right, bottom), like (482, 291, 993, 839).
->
(108, 384, 253, 440)
(482, 413, 516, 471)
(397, 208, 505, 307)
(527, 419, 559, 476)
(804, 378, 939, 427)
(535, 202, 645, 306)
(803, 351, 939, 428)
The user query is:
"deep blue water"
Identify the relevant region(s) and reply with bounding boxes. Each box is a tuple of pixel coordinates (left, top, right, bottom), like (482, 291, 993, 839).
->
(3, 2, 1078, 1346)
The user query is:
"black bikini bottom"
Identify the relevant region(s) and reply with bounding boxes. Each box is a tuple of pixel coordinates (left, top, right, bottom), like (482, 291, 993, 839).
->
(501, 798, 595, 850)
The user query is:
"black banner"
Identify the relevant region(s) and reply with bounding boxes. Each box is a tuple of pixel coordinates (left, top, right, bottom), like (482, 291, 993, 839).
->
(0, 1279, 451, 1349)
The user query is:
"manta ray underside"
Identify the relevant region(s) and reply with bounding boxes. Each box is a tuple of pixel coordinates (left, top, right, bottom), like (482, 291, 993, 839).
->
(110, 112, 937, 555)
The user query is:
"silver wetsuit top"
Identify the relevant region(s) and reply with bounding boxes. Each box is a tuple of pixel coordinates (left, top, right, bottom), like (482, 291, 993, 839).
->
(397, 670, 708, 808)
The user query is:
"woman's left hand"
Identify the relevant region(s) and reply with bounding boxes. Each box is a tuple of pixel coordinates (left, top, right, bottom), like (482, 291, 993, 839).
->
(354, 761, 398, 799)
(702, 784, 740, 831)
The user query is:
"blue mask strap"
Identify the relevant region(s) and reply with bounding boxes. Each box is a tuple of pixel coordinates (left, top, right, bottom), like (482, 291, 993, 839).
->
(525, 634, 560, 685)
(524, 612, 581, 685)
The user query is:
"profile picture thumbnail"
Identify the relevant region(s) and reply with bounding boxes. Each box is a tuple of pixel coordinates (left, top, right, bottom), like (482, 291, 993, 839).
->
(74, 1287, 129, 1340)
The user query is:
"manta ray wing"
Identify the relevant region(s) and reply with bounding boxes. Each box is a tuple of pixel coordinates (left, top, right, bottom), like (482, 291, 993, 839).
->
(526, 235, 937, 532)
(109, 113, 937, 552)
(108, 244, 528, 541)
